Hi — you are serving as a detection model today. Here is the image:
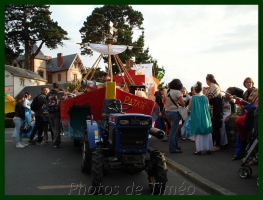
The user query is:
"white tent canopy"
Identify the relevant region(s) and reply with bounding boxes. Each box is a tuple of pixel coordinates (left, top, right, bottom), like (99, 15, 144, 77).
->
(86, 43, 133, 55)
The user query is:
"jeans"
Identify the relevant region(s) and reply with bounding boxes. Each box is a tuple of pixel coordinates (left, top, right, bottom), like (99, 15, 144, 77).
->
(13, 118, 23, 143)
(166, 110, 180, 152)
(48, 112, 61, 146)
(30, 115, 44, 143)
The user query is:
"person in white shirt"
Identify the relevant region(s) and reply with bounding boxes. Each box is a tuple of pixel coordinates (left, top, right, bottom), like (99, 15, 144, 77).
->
(163, 79, 185, 153)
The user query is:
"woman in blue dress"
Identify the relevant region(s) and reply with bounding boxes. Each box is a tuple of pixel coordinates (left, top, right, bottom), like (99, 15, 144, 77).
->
(23, 92, 32, 123)
(188, 81, 213, 155)
(23, 92, 32, 137)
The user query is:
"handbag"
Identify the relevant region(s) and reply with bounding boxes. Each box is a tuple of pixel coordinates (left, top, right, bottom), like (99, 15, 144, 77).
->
(135, 88, 148, 98)
(20, 121, 32, 133)
(167, 89, 188, 120)
(178, 106, 188, 121)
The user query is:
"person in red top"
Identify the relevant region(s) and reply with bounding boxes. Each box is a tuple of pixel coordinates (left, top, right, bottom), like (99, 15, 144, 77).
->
(232, 77, 258, 160)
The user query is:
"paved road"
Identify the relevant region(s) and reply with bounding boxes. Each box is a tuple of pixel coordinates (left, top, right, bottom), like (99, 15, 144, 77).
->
(5, 128, 209, 195)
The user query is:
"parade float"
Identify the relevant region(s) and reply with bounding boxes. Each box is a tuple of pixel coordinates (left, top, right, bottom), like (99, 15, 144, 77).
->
(60, 24, 167, 194)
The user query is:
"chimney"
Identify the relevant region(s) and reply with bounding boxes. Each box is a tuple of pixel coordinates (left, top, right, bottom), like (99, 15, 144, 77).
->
(57, 53, 63, 67)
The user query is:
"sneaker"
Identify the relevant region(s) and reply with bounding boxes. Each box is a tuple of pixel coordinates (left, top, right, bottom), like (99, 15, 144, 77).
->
(162, 137, 168, 142)
(44, 139, 48, 143)
(21, 142, 29, 147)
(54, 145, 59, 148)
(16, 142, 25, 148)
(28, 139, 32, 144)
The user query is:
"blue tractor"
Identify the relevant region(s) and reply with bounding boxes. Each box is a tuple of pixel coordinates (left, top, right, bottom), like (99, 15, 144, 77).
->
(80, 99, 168, 194)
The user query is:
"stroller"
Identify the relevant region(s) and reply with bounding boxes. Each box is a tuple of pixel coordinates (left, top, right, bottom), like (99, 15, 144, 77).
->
(238, 100, 258, 181)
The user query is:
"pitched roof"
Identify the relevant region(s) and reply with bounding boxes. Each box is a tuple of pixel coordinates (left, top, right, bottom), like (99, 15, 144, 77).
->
(17, 43, 48, 61)
(5, 65, 46, 82)
(18, 83, 67, 99)
(47, 53, 79, 72)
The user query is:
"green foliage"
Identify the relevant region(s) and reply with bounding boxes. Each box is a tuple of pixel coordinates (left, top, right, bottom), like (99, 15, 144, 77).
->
(79, 5, 165, 83)
(79, 5, 144, 56)
(65, 80, 84, 93)
(65, 68, 108, 92)
(5, 5, 69, 69)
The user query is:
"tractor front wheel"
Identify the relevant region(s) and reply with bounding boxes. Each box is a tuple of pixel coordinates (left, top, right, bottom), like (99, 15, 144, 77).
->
(81, 139, 92, 173)
(147, 150, 168, 195)
(91, 150, 104, 194)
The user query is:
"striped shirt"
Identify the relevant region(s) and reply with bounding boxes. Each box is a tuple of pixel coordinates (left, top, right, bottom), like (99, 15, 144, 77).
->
(206, 83, 221, 98)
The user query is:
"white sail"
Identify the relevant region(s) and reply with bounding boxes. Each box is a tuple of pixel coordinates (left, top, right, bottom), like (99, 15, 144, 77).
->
(86, 43, 133, 55)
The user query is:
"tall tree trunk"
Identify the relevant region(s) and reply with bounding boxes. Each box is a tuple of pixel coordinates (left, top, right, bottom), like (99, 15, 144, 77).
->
(23, 11, 30, 70)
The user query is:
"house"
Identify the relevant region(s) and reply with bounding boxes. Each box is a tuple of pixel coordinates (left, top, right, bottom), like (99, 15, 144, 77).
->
(12, 44, 87, 84)
(8, 44, 87, 97)
(5, 65, 47, 98)
(12, 44, 49, 79)
(46, 53, 86, 84)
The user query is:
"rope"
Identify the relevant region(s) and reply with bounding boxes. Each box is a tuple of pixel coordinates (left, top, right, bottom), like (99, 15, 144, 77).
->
(113, 55, 127, 85)
(114, 55, 135, 85)
(72, 54, 103, 93)
(89, 56, 102, 81)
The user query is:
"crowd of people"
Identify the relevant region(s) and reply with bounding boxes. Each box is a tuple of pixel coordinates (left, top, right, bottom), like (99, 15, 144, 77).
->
(154, 75, 258, 160)
(12, 74, 258, 163)
(12, 72, 112, 149)
(12, 83, 70, 148)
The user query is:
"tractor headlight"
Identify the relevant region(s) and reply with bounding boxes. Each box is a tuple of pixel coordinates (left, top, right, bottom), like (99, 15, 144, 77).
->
(140, 120, 150, 125)
(119, 119, 129, 125)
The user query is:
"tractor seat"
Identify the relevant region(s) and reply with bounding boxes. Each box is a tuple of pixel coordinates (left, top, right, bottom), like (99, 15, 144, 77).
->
(102, 99, 122, 119)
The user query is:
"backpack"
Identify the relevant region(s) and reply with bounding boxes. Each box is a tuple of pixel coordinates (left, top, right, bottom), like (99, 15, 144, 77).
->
(46, 90, 61, 112)
(30, 95, 40, 112)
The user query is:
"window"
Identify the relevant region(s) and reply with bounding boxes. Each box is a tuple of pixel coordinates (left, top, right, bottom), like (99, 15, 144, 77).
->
(38, 70, 44, 78)
(58, 74, 61, 82)
(74, 62, 78, 68)
(73, 74, 77, 80)
(20, 79, 25, 86)
(48, 74, 52, 84)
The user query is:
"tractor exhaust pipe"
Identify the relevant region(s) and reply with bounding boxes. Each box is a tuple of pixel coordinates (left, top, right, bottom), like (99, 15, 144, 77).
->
(149, 127, 165, 139)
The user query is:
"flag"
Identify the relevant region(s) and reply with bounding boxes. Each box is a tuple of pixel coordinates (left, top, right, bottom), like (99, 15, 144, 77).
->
(157, 69, 165, 80)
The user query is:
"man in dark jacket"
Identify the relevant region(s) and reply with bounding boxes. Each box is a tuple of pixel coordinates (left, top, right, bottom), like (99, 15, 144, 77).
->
(46, 83, 69, 148)
(28, 87, 48, 145)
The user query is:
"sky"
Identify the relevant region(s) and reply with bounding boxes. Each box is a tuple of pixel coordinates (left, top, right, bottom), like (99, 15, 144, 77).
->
(39, 5, 258, 93)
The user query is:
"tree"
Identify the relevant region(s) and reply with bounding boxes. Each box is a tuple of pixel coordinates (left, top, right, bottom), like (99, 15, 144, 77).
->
(65, 80, 84, 93)
(5, 5, 69, 68)
(79, 5, 165, 82)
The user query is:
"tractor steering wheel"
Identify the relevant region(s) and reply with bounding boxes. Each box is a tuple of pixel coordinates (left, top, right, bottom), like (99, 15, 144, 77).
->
(120, 103, 133, 112)
(107, 102, 132, 113)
